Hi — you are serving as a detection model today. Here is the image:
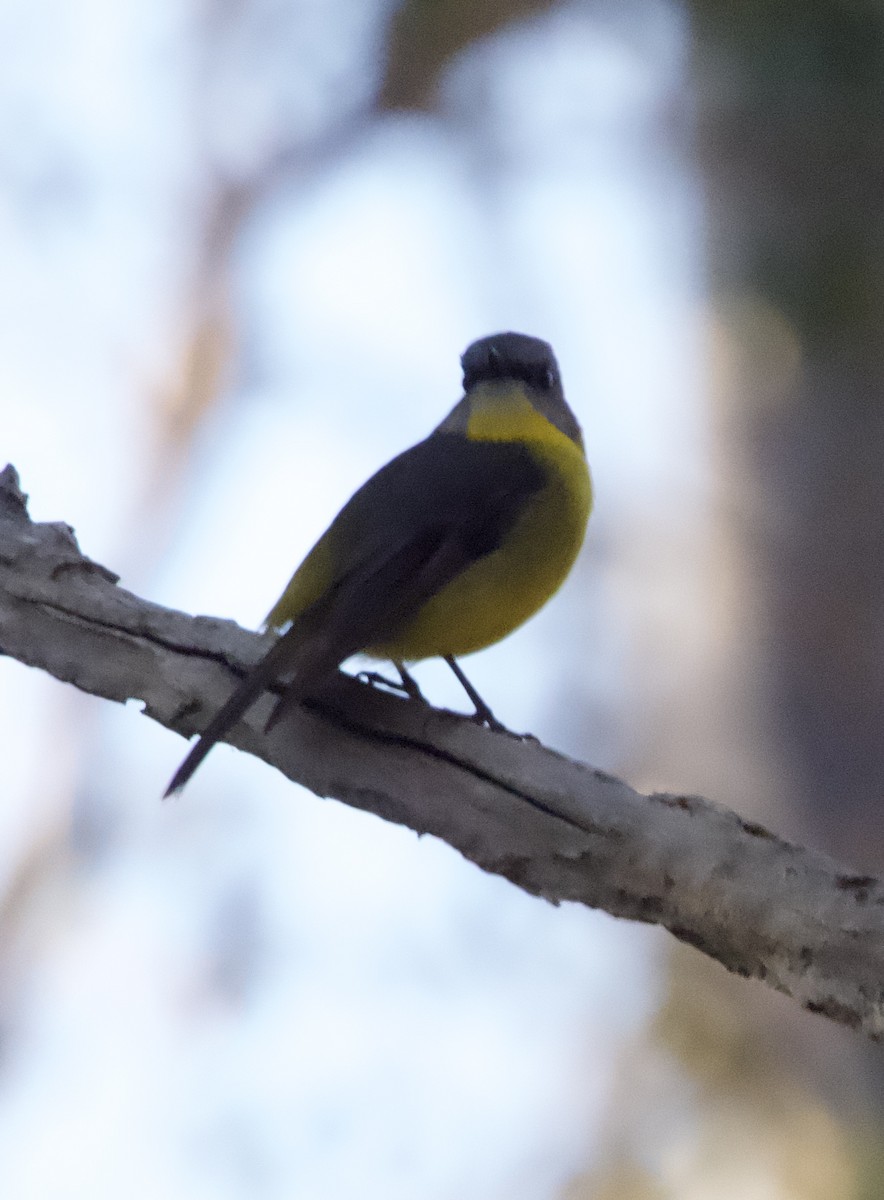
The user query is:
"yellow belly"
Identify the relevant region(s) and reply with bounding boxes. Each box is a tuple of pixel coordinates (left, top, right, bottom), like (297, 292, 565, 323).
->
(372, 398, 592, 661)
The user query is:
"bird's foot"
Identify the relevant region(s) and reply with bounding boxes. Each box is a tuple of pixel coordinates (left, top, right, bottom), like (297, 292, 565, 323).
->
(443, 655, 509, 732)
(358, 661, 429, 704)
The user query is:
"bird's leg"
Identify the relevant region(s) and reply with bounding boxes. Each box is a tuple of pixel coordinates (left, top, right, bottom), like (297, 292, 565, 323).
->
(358, 660, 428, 704)
(443, 655, 507, 731)
(392, 661, 427, 702)
(357, 667, 400, 692)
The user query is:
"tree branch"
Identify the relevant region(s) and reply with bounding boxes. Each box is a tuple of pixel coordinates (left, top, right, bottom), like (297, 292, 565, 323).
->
(2, 463, 883, 1040)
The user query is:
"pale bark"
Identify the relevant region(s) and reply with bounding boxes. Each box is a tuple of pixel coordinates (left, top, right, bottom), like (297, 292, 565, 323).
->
(2, 463, 883, 1040)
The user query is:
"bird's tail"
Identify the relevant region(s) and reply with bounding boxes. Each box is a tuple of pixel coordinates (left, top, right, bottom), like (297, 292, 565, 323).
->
(163, 604, 348, 797)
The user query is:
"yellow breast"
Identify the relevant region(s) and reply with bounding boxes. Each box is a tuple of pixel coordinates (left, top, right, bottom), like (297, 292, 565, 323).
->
(375, 391, 592, 661)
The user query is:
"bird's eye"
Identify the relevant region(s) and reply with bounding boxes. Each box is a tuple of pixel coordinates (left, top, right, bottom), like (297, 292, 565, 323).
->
(542, 366, 556, 389)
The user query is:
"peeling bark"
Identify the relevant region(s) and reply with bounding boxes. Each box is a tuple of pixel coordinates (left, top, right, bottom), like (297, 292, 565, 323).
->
(2, 463, 883, 1040)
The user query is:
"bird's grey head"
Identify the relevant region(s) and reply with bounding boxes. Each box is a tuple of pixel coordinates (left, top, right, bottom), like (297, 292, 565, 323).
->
(459, 332, 582, 447)
(461, 332, 561, 394)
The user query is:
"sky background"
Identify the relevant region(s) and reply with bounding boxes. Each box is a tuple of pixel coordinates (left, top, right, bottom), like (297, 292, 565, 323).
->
(5, 1, 865, 1197)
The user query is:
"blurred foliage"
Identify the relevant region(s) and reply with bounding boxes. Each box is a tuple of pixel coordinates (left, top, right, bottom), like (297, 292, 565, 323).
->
(562, 1163, 665, 1200)
(564, 948, 861, 1198)
(656, 949, 856, 1199)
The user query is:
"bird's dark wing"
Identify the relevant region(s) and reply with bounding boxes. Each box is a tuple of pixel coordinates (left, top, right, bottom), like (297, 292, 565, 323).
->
(164, 433, 544, 795)
(317, 431, 545, 577)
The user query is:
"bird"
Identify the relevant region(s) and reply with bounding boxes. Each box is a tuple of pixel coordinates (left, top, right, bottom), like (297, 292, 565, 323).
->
(164, 332, 592, 796)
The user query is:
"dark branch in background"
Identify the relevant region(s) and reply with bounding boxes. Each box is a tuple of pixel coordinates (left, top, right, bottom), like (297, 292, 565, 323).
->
(140, 0, 555, 572)
(159, 0, 557, 452)
(378, 0, 557, 110)
(2, 463, 884, 1040)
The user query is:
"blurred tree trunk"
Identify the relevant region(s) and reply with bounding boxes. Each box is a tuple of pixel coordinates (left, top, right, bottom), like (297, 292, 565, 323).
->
(639, 3, 884, 1192)
(573, 6, 884, 1195)
(691, 0, 884, 865)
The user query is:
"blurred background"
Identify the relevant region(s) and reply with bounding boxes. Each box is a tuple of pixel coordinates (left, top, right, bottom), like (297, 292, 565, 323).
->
(3, 0, 884, 1196)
